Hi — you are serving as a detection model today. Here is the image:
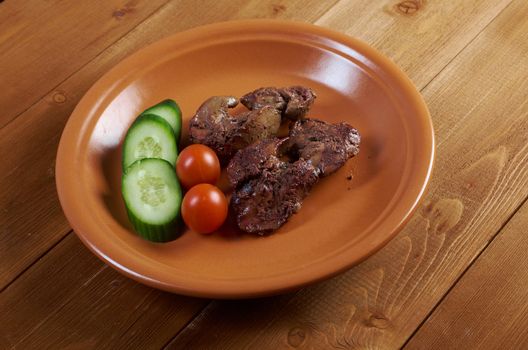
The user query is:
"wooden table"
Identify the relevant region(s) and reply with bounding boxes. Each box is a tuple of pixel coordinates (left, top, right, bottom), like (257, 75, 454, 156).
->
(1, 0, 527, 348)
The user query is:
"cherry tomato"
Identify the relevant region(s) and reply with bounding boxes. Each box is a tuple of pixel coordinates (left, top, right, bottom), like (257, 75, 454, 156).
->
(181, 184, 228, 234)
(176, 144, 221, 189)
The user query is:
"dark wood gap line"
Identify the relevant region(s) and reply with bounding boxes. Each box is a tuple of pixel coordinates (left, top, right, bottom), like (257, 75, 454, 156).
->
(160, 301, 214, 349)
(400, 192, 528, 349)
(312, 0, 343, 25)
(158, 3, 343, 346)
(0, 229, 72, 294)
(418, 0, 515, 95)
(0, 0, 174, 291)
(0, 0, 172, 131)
(0, 0, 518, 347)
(157, 0, 519, 345)
(398, 2, 519, 346)
(126, 0, 522, 346)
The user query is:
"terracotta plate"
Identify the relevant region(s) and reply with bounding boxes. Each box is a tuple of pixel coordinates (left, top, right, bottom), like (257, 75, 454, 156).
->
(56, 20, 434, 298)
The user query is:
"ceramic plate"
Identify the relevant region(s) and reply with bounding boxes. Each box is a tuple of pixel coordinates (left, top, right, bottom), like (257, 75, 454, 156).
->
(56, 20, 434, 298)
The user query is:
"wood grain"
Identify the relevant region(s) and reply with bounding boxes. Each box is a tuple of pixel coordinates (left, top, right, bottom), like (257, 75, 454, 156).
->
(405, 199, 528, 349)
(0, 234, 207, 349)
(0, 0, 170, 128)
(0, 0, 339, 290)
(315, 0, 512, 89)
(1, 0, 526, 348)
(0, 0, 510, 293)
(0, 1, 339, 347)
(167, 1, 528, 348)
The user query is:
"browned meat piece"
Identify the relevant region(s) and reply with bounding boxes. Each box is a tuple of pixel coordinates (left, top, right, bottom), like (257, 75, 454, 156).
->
(190, 86, 316, 161)
(227, 138, 285, 188)
(240, 87, 286, 112)
(240, 86, 316, 121)
(279, 86, 317, 121)
(288, 118, 360, 177)
(231, 159, 319, 234)
(189, 96, 241, 159)
(227, 118, 360, 234)
(189, 96, 281, 159)
(238, 106, 281, 145)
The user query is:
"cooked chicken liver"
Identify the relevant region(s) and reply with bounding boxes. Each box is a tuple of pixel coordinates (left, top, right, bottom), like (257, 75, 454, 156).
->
(226, 138, 285, 189)
(189, 96, 281, 159)
(190, 86, 317, 160)
(279, 86, 317, 121)
(228, 118, 360, 234)
(188, 96, 240, 159)
(240, 87, 287, 112)
(240, 86, 316, 121)
(288, 118, 361, 176)
(231, 158, 319, 234)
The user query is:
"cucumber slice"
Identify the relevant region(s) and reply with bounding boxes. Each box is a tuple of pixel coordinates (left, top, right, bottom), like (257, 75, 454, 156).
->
(122, 114, 177, 170)
(140, 99, 182, 141)
(122, 158, 182, 242)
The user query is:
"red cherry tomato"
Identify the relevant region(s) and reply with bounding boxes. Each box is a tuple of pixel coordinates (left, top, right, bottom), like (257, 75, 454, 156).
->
(176, 144, 221, 189)
(181, 184, 228, 234)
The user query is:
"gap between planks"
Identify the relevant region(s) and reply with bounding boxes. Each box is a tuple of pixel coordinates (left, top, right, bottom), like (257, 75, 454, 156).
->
(0, 0, 172, 132)
(397, 1, 517, 346)
(161, 0, 521, 345)
(0, 0, 521, 347)
(401, 194, 528, 349)
(0, 0, 341, 339)
(0, 230, 71, 294)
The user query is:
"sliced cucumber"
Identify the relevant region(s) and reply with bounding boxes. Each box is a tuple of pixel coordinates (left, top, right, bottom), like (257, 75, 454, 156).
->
(122, 158, 182, 242)
(140, 99, 182, 141)
(122, 114, 177, 170)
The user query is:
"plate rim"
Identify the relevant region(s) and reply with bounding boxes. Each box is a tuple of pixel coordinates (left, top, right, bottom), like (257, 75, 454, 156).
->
(56, 19, 435, 298)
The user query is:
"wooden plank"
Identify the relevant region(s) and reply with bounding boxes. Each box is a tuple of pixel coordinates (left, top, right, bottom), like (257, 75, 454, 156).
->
(0, 1, 341, 347)
(166, 1, 528, 349)
(0, 234, 207, 349)
(315, 0, 512, 89)
(0, 0, 510, 294)
(0, 0, 170, 128)
(405, 200, 528, 349)
(0, 0, 518, 346)
(0, 0, 339, 290)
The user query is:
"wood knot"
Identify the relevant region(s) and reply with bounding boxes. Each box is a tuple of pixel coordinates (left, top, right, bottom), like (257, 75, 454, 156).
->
(366, 314, 390, 329)
(427, 198, 464, 234)
(113, 5, 134, 19)
(46, 166, 55, 178)
(110, 279, 122, 288)
(52, 91, 67, 104)
(395, 0, 423, 15)
(272, 4, 286, 16)
(287, 327, 306, 347)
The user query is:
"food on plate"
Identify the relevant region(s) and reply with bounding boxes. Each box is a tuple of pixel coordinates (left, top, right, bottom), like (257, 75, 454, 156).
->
(140, 99, 182, 141)
(188, 86, 315, 160)
(287, 118, 360, 176)
(122, 114, 178, 170)
(121, 100, 183, 242)
(176, 144, 221, 189)
(189, 96, 281, 159)
(229, 138, 319, 233)
(240, 86, 316, 121)
(226, 138, 287, 188)
(181, 184, 228, 234)
(228, 118, 361, 234)
(122, 158, 182, 242)
(120, 87, 359, 239)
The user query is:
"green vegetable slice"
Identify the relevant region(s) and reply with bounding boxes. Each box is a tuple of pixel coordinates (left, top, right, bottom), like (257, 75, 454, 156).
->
(122, 114, 177, 170)
(140, 99, 182, 141)
(122, 158, 182, 242)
